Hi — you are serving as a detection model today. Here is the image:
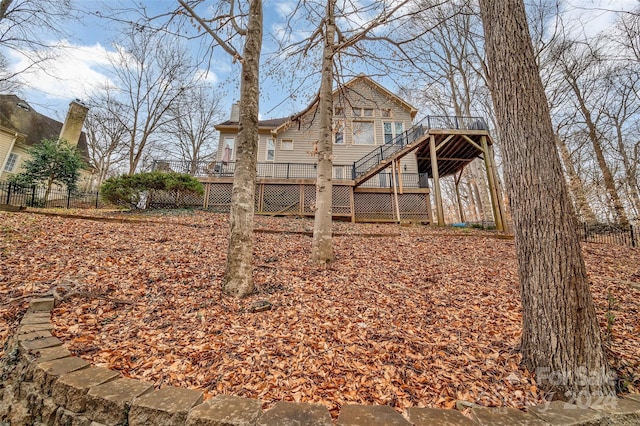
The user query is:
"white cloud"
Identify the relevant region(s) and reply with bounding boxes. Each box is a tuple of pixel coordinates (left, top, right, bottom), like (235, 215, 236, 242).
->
(561, 0, 638, 39)
(195, 68, 219, 85)
(7, 40, 117, 101)
(273, 0, 297, 19)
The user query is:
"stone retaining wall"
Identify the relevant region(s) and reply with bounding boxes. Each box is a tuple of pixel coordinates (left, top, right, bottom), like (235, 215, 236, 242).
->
(1, 297, 640, 425)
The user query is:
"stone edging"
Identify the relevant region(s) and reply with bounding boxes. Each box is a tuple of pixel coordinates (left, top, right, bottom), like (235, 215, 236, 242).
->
(1, 297, 639, 425)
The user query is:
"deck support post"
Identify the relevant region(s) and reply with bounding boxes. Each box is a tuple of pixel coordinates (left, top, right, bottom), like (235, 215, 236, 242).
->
(455, 167, 465, 223)
(430, 134, 445, 226)
(396, 160, 404, 194)
(391, 161, 401, 223)
(481, 136, 506, 231)
(349, 186, 356, 222)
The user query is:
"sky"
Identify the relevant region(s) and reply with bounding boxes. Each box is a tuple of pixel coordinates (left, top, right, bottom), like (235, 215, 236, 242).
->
(2, 0, 638, 122)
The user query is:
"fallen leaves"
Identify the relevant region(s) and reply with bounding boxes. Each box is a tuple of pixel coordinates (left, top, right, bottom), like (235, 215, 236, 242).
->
(1, 210, 639, 418)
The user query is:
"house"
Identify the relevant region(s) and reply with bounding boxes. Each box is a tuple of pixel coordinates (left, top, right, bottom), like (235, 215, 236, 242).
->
(0, 95, 91, 184)
(152, 76, 506, 228)
(214, 75, 420, 184)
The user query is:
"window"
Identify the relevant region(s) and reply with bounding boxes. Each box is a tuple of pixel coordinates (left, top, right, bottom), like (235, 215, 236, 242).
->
(334, 107, 344, 116)
(381, 109, 392, 118)
(3, 153, 18, 172)
(353, 121, 375, 145)
(221, 138, 235, 162)
(334, 121, 344, 144)
(281, 139, 293, 151)
(383, 122, 405, 144)
(266, 138, 275, 161)
(352, 107, 373, 117)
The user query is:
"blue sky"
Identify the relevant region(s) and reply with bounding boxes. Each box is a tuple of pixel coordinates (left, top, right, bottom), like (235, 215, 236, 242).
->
(2, 0, 637, 122)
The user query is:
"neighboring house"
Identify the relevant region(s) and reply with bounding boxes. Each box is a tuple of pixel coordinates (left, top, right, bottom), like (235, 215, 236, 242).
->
(214, 75, 420, 183)
(0, 95, 91, 185)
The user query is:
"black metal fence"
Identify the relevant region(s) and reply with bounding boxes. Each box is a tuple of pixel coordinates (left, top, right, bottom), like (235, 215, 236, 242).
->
(578, 222, 637, 248)
(0, 181, 102, 209)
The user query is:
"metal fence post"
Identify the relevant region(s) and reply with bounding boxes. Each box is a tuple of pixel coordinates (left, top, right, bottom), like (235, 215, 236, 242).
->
(352, 163, 356, 179)
(67, 188, 72, 209)
(6, 182, 11, 204)
(31, 185, 36, 207)
(95, 192, 99, 209)
(631, 225, 636, 248)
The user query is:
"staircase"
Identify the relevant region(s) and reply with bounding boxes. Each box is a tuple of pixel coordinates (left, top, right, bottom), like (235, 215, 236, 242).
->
(351, 116, 488, 187)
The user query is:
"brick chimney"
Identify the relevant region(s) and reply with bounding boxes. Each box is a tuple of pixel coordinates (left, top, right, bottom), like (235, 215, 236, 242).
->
(230, 102, 240, 122)
(59, 99, 89, 146)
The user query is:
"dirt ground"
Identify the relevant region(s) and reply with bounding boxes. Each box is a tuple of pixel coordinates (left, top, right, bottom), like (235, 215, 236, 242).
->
(1, 209, 638, 416)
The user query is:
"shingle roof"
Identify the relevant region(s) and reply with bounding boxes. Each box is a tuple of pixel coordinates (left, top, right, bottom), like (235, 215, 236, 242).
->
(215, 117, 290, 129)
(0, 94, 90, 162)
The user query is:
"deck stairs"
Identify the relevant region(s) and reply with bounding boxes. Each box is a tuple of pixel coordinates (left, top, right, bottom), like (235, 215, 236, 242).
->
(351, 116, 488, 187)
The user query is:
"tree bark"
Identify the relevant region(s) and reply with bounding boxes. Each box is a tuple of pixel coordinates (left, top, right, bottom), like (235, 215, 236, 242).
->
(311, 0, 336, 264)
(478, 0, 614, 399)
(222, 0, 262, 297)
(555, 135, 597, 223)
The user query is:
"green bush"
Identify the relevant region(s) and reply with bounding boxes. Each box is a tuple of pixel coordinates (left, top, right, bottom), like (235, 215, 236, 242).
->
(100, 172, 204, 209)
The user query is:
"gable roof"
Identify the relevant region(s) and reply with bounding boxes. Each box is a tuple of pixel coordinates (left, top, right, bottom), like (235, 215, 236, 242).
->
(215, 75, 418, 136)
(340, 75, 418, 118)
(0, 94, 90, 162)
(270, 75, 417, 135)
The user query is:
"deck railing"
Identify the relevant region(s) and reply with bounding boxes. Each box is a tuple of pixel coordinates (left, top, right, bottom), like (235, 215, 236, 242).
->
(351, 115, 488, 179)
(151, 160, 429, 188)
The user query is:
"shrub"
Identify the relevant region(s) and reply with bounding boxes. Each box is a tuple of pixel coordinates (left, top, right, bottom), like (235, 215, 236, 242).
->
(100, 172, 204, 209)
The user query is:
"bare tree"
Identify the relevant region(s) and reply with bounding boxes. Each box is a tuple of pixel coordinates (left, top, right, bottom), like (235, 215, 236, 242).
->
(161, 84, 224, 173)
(478, 0, 613, 398)
(549, 39, 629, 225)
(177, 0, 263, 297)
(84, 87, 129, 188)
(272, 0, 437, 263)
(108, 27, 193, 174)
(0, 0, 74, 85)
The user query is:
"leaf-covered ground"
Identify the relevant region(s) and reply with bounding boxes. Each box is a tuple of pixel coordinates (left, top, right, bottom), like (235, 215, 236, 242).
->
(1, 210, 639, 417)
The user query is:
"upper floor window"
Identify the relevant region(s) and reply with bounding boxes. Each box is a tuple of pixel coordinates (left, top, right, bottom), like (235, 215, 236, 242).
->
(352, 107, 373, 117)
(334, 107, 344, 116)
(4, 153, 19, 172)
(281, 139, 293, 151)
(334, 121, 345, 144)
(222, 138, 235, 162)
(266, 138, 275, 161)
(381, 109, 392, 118)
(383, 122, 405, 144)
(353, 121, 375, 145)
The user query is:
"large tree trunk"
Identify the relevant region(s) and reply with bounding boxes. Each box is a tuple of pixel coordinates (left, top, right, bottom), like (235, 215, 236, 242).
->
(222, 0, 262, 297)
(478, 0, 614, 398)
(311, 0, 336, 264)
(555, 135, 597, 223)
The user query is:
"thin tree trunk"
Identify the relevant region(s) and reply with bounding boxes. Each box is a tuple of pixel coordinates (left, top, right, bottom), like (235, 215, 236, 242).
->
(311, 0, 336, 264)
(555, 135, 597, 223)
(613, 119, 640, 219)
(478, 0, 614, 398)
(568, 79, 629, 226)
(222, 0, 262, 297)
